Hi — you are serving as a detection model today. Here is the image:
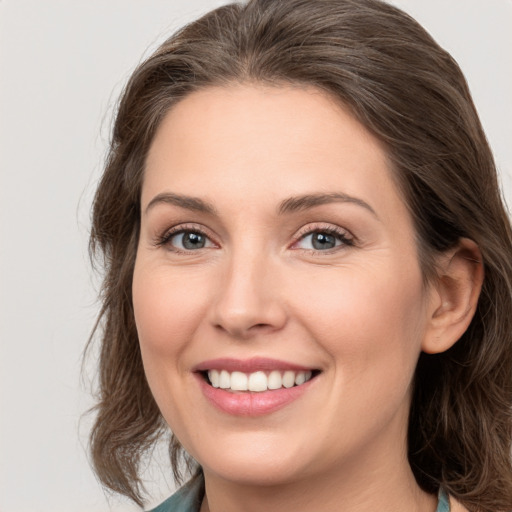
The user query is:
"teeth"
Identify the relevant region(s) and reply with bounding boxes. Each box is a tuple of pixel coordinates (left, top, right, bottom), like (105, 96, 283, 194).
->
(295, 372, 306, 386)
(248, 371, 268, 392)
(206, 369, 314, 392)
(219, 370, 230, 389)
(267, 370, 282, 390)
(230, 371, 248, 391)
(209, 369, 220, 388)
(282, 371, 295, 388)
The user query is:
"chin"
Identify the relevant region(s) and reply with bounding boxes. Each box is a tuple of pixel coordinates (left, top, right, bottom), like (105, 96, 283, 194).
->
(203, 458, 306, 487)
(189, 432, 315, 486)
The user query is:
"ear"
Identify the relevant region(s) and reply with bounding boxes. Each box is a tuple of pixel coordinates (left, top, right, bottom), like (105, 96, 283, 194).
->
(422, 238, 484, 355)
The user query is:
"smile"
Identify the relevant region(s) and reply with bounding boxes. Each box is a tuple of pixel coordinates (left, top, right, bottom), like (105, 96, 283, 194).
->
(194, 358, 321, 416)
(206, 369, 314, 392)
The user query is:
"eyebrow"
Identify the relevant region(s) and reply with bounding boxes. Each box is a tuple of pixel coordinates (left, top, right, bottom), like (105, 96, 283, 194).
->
(278, 192, 378, 218)
(145, 191, 378, 219)
(145, 192, 217, 215)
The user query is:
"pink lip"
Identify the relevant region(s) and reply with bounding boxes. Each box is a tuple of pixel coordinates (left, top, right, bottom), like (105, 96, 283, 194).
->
(193, 358, 319, 417)
(193, 357, 316, 373)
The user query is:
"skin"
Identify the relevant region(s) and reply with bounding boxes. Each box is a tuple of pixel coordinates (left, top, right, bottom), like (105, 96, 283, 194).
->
(133, 84, 480, 511)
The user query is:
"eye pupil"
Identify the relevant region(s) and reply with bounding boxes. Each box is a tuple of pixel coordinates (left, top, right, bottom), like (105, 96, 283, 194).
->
(183, 232, 205, 249)
(312, 232, 336, 250)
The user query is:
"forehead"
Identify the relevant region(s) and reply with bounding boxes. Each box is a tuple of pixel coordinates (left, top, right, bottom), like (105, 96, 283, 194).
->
(143, 84, 406, 226)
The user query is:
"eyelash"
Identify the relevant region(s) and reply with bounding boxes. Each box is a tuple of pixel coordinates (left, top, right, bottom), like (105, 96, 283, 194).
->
(155, 223, 355, 254)
(292, 224, 355, 253)
(154, 224, 215, 254)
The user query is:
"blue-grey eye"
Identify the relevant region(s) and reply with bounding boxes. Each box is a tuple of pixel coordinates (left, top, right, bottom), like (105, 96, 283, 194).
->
(170, 231, 213, 250)
(296, 231, 347, 251)
(311, 232, 337, 250)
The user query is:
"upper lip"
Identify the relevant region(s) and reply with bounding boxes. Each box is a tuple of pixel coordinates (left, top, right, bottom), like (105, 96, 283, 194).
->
(193, 357, 318, 373)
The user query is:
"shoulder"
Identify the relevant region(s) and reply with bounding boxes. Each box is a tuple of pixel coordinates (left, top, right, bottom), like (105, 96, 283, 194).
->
(147, 475, 204, 512)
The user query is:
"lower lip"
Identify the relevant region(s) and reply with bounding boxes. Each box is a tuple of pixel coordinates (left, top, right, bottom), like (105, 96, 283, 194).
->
(196, 374, 316, 417)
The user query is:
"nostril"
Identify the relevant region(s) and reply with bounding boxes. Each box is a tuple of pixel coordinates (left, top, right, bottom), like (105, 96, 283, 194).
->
(213, 321, 276, 338)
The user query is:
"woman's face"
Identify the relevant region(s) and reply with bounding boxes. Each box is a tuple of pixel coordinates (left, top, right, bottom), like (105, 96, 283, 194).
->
(133, 84, 436, 486)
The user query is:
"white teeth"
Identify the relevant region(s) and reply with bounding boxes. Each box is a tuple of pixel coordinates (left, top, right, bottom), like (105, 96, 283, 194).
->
(209, 369, 220, 388)
(282, 371, 295, 388)
(219, 370, 230, 389)
(248, 371, 268, 392)
(294, 371, 306, 386)
(230, 371, 248, 391)
(207, 369, 314, 392)
(267, 370, 282, 390)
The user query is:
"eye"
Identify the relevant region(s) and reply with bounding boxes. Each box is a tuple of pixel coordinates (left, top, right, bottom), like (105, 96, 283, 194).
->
(158, 228, 215, 252)
(294, 227, 354, 252)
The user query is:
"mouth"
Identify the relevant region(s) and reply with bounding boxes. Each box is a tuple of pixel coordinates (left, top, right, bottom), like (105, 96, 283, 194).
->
(194, 360, 321, 416)
(194, 357, 322, 404)
(200, 369, 320, 392)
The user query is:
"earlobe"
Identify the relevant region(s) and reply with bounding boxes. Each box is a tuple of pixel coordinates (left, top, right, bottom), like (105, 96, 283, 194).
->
(422, 238, 484, 355)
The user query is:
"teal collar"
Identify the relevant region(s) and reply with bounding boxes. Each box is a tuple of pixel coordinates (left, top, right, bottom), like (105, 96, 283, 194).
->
(149, 477, 451, 512)
(437, 488, 450, 512)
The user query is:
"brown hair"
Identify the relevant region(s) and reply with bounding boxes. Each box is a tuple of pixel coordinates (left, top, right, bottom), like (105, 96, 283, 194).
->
(88, 0, 512, 509)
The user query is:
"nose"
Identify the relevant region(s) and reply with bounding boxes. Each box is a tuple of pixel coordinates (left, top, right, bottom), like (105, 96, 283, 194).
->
(209, 251, 287, 340)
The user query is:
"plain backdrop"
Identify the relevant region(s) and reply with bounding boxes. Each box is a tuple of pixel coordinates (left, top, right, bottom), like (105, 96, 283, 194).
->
(0, 1, 510, 511)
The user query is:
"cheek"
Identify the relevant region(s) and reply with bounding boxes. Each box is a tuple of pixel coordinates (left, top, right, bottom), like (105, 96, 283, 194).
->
(132, 263, 208, 361)
(132, 262, 211, 430)
(295, 262, 427, 373)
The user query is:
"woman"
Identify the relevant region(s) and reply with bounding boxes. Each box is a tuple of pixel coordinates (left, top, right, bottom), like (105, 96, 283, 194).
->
(88, 0, 512, 510)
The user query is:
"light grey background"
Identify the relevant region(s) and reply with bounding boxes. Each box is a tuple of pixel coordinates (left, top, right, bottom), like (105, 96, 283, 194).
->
(0, 1, 510, 511)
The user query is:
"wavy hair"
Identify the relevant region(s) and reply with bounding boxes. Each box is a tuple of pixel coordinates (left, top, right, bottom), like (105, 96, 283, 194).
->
(88, 0, 512, 509)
